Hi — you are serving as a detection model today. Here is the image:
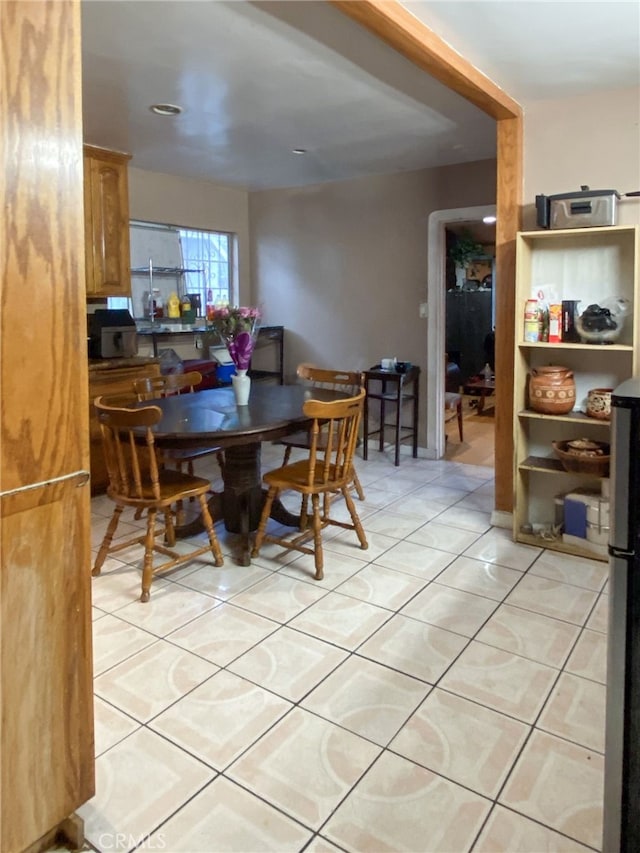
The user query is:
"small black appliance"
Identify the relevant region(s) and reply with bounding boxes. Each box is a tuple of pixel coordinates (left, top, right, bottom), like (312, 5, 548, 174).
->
(88, 309, 138, 359)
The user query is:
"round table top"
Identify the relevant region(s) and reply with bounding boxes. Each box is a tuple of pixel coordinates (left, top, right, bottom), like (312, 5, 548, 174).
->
(143, 383, 348, 449)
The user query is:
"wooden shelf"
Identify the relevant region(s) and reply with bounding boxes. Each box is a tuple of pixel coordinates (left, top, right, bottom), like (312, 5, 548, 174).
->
(518, 409, 610, 425)
(519, 455, 606, 477)
(515, 530, 608, 563)
(519, 455, 564, 473)
(518, 341, 633, 352)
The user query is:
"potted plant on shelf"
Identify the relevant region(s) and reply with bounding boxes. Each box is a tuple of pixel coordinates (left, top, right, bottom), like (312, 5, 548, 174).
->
(448, 231, 483, 289)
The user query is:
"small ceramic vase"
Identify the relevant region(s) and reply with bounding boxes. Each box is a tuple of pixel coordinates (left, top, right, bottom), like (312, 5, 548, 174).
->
(529, 365, 576, 415)
(586, 387, 613, 420)
(232, 369, 251, 406)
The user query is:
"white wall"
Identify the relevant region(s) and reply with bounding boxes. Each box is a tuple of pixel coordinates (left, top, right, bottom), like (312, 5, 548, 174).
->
(127, 167, 252, 301)
(523, 86, 640, 228)
(249, 159, 496, 445)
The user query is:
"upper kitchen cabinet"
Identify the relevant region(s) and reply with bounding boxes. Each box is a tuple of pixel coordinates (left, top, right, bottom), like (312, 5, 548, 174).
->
(83, 145, 132, 296)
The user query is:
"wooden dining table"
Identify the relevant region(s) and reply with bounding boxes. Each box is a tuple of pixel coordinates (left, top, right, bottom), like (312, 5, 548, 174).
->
(137, 383, 349, 565)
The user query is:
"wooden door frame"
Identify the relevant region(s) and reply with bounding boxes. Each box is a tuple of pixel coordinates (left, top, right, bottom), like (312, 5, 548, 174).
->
(332, 0, 522, 513)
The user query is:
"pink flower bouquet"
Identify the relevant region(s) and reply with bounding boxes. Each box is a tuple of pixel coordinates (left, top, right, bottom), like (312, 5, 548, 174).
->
(207, 304, 261, 371)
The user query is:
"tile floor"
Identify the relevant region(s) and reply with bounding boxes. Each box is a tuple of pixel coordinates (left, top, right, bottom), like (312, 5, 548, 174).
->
(83, 444, 607, 853)
(444, 395, 495, 467)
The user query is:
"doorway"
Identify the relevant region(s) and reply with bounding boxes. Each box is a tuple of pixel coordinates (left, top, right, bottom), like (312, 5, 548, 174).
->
(425, 204, 497, 460)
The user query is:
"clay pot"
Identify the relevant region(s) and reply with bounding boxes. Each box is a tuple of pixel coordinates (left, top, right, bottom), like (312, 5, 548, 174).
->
(529, 365, 576, 415)
(586, 387, 613, 421)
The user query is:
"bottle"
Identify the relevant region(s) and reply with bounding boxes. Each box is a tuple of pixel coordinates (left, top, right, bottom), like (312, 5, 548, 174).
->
(482, 363, 492, 381)
(167, 291, 180, 319)
(181, 294, 191, 315)
(206, 289, 215, 322)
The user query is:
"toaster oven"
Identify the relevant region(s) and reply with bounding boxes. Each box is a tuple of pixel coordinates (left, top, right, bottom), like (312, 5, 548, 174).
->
(88, 309, 138, 359)
(536, 187, 619, 229)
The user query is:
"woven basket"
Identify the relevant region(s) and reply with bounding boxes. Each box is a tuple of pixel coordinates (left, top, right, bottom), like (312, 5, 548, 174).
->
(552, 440, 610, 477)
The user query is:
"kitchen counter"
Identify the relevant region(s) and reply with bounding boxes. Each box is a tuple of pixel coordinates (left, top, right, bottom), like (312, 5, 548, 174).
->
(137, 326, 208, 336)
(88, 356, 160, 372)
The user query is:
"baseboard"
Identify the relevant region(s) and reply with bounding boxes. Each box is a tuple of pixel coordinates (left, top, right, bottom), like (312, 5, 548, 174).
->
(491, 509, 513, 530)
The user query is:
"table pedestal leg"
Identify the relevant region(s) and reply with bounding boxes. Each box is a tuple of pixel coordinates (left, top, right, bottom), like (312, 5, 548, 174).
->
(174, 441, 302, 565)
(222, 443, 263, 565)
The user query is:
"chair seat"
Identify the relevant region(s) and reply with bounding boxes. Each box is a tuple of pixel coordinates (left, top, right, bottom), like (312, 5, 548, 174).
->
(263, 460, 350, 493)
(108, 468, 213, 506)
(444, 392, 462, 410)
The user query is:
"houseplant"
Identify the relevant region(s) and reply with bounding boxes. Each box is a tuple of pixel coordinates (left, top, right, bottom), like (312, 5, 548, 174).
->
(448, 231, 483, 289)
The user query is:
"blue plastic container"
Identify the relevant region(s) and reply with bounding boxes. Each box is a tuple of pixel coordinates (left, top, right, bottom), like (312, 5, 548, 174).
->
(216, 364, 236, 384)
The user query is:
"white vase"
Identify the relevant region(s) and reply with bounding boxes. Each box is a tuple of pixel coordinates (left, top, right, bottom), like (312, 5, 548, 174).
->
(232, 369, 251, 406)
(455, 265, 466, 289)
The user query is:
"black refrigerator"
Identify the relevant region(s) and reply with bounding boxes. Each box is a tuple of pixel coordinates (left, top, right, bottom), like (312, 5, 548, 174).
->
(604, 377, 640, 851)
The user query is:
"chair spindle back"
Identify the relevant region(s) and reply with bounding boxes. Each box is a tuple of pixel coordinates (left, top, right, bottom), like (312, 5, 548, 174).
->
(302, 390, 364, 489)
(133, 371, 203, 401)
(95, 396, 163, 501)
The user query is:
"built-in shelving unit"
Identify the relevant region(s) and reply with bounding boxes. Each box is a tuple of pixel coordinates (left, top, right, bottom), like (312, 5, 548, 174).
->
(131, 263, 203, 299)
(513, 225, 639, 560)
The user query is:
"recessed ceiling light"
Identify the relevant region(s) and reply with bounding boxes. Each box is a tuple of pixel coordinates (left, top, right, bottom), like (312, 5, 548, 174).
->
(483, 215, 497, 224)
(149, 103, 182, 116)
(292, 148, 307, 155)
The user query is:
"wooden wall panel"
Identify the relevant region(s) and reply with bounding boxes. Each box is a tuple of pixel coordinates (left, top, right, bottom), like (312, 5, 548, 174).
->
(1, 1, 94, 850)
(1, 0, 89, 492)
(1, 479, 93, 853)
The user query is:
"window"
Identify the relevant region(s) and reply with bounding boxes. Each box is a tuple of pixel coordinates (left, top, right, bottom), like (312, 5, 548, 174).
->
(112, 221, 235, 317)
(179, 227, 232, 311)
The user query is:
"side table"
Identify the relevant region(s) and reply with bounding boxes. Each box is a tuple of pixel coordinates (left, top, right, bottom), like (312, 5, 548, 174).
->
(363, 365, 420, 466)
(463, 375, 495, 415)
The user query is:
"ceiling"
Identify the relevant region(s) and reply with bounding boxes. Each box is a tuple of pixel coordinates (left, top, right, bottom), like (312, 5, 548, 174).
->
(81, 1, 640, 192)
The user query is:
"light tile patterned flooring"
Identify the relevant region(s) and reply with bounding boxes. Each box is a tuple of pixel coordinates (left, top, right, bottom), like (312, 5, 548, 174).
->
(83, 444, 607, 853)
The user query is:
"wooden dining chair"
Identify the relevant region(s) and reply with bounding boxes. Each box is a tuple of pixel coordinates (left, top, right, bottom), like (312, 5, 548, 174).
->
(133, 371, 225, 524)
(444, 355, 464, 442)
(133, 370, 225, 478)
(277, 363, 365, 501)
(92, 395, 223, 602)
(252, 389, 368, 580)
